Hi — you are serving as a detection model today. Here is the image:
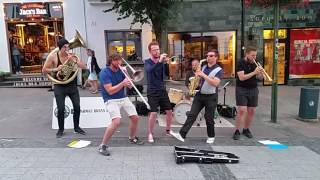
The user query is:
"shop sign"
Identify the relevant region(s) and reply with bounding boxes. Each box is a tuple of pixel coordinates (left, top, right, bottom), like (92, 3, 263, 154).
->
(248, 14, 313, 23)
(289, 29, 320, 78)
(4, 2, 63, 20)
(19, 3, 48, 18)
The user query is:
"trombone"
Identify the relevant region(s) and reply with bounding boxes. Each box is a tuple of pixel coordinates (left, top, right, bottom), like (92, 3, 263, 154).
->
(119, 58, 150, 110)
(253, 59, 273, 82)
(121, 57, 144, 82)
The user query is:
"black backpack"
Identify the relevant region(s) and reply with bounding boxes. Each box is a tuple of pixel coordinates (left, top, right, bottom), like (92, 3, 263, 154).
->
(217, 104, 237, 119)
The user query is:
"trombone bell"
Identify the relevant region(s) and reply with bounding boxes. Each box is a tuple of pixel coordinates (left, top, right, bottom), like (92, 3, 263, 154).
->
(132, 70, 144, 82)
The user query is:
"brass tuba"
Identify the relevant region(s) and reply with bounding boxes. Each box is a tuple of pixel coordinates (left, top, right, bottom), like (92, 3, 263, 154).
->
(188, 59, 206, 96)
(46, 30, 86, 84)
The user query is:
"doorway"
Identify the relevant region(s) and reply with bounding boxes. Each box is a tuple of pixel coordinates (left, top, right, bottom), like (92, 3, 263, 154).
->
(263, 29, 288, 85)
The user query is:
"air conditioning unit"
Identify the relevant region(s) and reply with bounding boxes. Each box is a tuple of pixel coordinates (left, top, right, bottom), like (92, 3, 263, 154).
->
(87, 0, 113, 4)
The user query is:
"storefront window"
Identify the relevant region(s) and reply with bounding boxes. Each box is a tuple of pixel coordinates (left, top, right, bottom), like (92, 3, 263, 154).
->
(168, 31, 236, 80)
(105, 31, 142, 63)
(4, 2, 64, 74)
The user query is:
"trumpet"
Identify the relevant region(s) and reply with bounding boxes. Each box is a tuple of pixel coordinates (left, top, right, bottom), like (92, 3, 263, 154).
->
(119, 65, 150, 110)
(253, 59, 272, 82)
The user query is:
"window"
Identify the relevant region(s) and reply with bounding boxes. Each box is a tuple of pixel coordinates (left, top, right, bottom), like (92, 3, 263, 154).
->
(105, 30, 142, 63)
(168, 31, 236, 80)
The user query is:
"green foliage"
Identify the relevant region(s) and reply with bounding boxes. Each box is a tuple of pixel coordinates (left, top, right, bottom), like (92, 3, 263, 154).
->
(103, 0, 182, 42)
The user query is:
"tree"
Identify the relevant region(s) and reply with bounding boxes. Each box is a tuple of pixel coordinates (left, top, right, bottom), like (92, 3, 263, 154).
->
(102, 0, 182, 51)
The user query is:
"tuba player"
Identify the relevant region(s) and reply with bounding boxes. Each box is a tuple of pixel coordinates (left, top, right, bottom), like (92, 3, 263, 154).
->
(42, 37, 87, 138)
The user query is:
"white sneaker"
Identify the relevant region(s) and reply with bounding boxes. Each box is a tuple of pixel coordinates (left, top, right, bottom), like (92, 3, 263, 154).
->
(170, 131, 185, 142)
(206, 137, 215, 144)
(148, 133, 154, 143)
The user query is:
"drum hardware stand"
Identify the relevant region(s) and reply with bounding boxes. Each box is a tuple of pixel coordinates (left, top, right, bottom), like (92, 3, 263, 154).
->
(174, 146, 239, 164)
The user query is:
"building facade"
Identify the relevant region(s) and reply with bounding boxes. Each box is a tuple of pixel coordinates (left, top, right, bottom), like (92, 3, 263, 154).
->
(0, 0, 152, 78)
(1, 0, 319, 85)
(167, 0, 320, 85)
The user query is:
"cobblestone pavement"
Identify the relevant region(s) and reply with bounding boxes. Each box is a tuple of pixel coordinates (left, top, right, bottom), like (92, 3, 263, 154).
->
(0, 83, 320, 180)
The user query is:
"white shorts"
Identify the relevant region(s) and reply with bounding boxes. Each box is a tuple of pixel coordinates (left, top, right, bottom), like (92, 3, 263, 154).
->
(105, 97, 138, 119)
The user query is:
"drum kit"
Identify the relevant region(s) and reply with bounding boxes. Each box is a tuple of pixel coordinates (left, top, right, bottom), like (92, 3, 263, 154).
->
(168, 88, 205, 125)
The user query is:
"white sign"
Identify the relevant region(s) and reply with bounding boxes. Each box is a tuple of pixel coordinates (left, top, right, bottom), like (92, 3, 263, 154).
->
(52, 97, 111, 129)
(19, 8, 47, 16)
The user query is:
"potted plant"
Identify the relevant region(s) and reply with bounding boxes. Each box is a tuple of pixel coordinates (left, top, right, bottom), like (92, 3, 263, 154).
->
(0, 71, 9, 82)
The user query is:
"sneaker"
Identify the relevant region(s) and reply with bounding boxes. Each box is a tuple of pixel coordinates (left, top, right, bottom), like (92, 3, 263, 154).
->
(128, 136, 144, 145)
(74, 127, 86, 135)
(206, 137, 215, 144)
(148, 133, 154, 143)
(166, 129, 173, 136)
(242, 128, 253, 138)
(56, 130, 64, 138)
(233, 129, 240, 140)
(98, 144, 110, 156)
(171, 131, 185, 142)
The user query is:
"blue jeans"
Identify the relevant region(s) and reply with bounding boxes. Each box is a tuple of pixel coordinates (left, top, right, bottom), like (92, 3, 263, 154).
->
(13, 55, 21, 72)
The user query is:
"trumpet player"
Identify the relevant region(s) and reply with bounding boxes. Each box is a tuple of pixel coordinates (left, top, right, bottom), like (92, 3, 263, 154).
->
(98, 54, 144, 156)
(42, 37, 87, 138)
(144, 41, 173, 143)
(171, 49, 223, 144)
(233, 47, 264, 140)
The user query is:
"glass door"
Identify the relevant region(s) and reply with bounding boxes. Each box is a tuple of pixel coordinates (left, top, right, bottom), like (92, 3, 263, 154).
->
(263, 40, 286, 85)
(263, 29, 287, 85)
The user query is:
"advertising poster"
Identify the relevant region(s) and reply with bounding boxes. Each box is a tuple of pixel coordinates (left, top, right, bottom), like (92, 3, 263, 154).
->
(290, 29, 320, 78)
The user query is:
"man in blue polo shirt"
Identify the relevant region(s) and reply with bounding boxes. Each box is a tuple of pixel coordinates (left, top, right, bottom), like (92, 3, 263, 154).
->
(144, 41, 173, 143)
(171, 49, 223, 144)
(98, 54, 143, 156)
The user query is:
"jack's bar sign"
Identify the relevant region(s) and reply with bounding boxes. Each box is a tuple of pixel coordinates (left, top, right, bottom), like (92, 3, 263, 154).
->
(4, 2, 63, 20)
(19, 3, 47, 18)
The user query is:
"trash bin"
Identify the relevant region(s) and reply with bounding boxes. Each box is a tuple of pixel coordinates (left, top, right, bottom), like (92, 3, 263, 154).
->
(298, 87, 319, 121)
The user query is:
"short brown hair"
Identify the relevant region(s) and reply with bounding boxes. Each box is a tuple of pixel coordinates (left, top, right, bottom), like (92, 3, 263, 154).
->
(207, 49, 219, 57)
(107, 54, 122, 65)
(245, 46, 257, 54)
(148, 41, 159, 51)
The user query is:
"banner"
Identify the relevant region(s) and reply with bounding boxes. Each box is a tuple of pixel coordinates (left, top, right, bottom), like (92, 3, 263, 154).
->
(289, 28, 320, 78)
(52, 97, 111, 129)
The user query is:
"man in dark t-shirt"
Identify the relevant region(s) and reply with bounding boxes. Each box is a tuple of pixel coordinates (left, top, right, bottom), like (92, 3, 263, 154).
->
(233, 47, 264, 140)
(144, 41, 173, 143)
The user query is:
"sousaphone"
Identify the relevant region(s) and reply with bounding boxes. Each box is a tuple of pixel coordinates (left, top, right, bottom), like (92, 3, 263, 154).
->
(46, 30, 86, 84)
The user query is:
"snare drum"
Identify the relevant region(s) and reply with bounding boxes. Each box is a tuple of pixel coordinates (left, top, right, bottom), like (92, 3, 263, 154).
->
(168, 88, 184, 104)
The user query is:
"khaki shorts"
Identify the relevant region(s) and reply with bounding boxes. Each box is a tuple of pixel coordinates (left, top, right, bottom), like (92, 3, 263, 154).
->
(105, 97, 137, 119)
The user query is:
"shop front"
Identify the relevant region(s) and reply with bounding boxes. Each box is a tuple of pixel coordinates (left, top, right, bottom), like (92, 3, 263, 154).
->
(4, 2, 64, 74)
(167, 31, 236, 80)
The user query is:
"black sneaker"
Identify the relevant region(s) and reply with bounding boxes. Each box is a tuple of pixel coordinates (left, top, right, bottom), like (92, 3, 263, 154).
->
(74, 127, 86, 135)
(56, 130, 64, 138)
(98, 144, 110, 156)
(242, 128, 253, 138)
(233, 129, 240, 140)
(128, 137, 144, 145)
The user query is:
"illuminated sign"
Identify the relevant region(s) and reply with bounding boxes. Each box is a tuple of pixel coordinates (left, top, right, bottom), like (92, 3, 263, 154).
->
(18, 3, 48, 18)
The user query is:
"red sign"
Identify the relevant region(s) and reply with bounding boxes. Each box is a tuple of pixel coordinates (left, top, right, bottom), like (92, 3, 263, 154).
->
(289, 29, 320, 78)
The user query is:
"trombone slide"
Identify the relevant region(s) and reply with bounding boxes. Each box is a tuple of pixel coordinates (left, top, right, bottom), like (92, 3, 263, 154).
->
(119, 66, 151, 110)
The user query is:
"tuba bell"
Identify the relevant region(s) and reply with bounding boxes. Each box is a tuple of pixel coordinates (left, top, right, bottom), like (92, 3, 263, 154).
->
(46, 30, 86, 84)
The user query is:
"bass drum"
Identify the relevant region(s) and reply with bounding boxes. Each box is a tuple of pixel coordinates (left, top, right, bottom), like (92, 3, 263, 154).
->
(174, 100, 204, 124)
